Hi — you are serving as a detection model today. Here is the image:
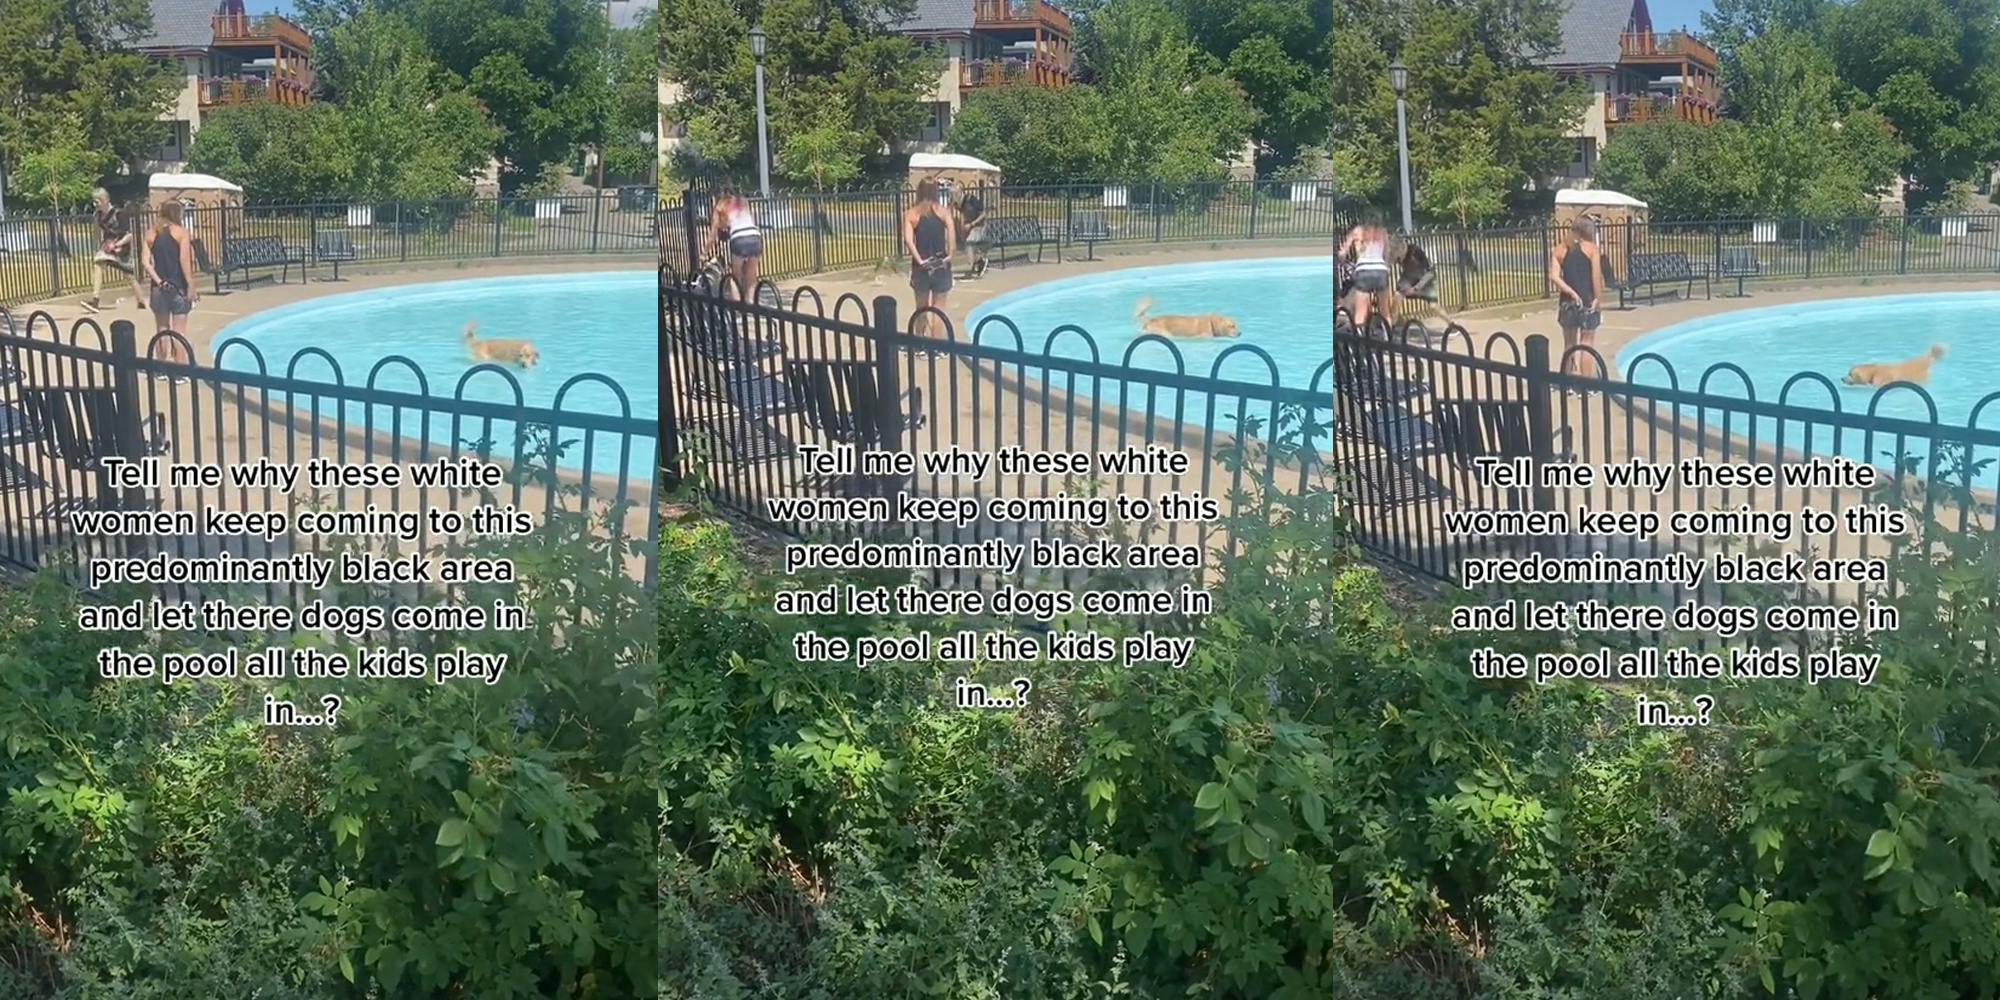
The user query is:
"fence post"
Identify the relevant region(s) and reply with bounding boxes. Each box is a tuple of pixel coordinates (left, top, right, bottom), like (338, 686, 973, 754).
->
(1523, 334, 1557, 553)
(1898, 218, 1909, 275)
(1455, 230, 1471, 311)
(591, 190, 603, 254)
(1061, 186, 1072, 262)
(1152, 181, 1162, 243)
(680, 198, 700, 272)
(45, 215, 62, 300)
(107, 320, 150, 527)
(398, 202, 408, 262)
(1711, 221, 1720, 270)
(871, 294, 904, 481)
(811, 193, 824, 272)
(308, 209, 319, 279)
(1540, 221, 1552, 298)
(891, 189, 906, 259)
(493, 197, 504, 257)
(1802, 219, 1812, 279)
(658, 303, 681, 494)
(1248, 181, 1259, 240)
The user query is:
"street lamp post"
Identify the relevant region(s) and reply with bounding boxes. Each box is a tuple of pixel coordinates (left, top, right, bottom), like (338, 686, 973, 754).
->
(749, 26, 772, 199)
(1390, 59, 1413, 234)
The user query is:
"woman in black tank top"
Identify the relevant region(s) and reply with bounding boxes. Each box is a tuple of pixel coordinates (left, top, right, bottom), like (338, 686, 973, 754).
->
(903, 178, 956, 340)
(1549, 218, 1602, 377)
(142, 200, 198, 368)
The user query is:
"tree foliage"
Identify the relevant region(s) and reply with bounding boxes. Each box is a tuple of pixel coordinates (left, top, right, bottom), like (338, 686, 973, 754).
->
(299, 0, 612, 192)
(188, 11, 500, 204)
(0, 0, 177, 178)
(1332, 0, 1588, 221)
(661, 0, 936, 187)
(950, 0, 1253, 184)
(1705, 0, 2000, 209)
(1069, 0, 1331, 172)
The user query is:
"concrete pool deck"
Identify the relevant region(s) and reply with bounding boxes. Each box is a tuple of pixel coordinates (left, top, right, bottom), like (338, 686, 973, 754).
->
(5, 257, 659, 580)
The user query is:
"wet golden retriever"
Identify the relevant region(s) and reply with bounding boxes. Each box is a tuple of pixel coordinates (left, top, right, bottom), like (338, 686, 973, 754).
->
(1844, 344, 1944, 387)
(1133, 297, 1239, 339)
(463, 321, 540, 369)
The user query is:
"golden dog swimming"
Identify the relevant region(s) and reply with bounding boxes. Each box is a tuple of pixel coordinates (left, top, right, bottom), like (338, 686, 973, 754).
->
(1844, 344, 1945, 387)
(1134, 297, 1239, 339)
(462, 321, 540, 369)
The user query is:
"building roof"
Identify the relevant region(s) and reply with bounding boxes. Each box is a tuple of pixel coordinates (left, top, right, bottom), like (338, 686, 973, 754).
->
(1549, 0, 1647, 67)
(894, 0, 975, 35)
(134, 0, 217, 50)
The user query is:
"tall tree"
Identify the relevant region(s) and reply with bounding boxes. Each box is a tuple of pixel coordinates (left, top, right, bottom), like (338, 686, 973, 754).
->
(1332, 0, 1587, 220)
(661, 0, 936, 186)
(1068, 0, 1330, 172)
(302, 0, 611, 192)
(0, 0, 177, 180)
(1705, 0, 2000, 209)
(1821, 0, 2000, 206)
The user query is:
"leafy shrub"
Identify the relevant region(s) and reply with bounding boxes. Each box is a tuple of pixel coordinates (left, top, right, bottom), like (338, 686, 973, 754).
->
(2, 462, 654, 997)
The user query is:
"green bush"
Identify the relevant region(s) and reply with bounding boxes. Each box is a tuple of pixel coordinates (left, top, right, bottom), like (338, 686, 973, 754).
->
(1, 462, 655, 997)
(663, 424, 2000, 997)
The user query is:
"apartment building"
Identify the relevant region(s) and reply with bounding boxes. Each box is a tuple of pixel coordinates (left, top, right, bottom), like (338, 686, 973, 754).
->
(133, 0, 315, 166)
(893, 0, 1075, 149)
(1546, 0, 1720, 186)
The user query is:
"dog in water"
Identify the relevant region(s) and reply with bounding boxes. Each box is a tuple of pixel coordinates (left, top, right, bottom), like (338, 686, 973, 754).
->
(1843, 344, 1945, 387)
(462, 321, 540, 369)
(1133, 297, 1239, 339)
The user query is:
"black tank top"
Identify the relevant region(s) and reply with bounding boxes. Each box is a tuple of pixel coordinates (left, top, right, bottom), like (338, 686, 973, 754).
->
(1561, 241, 1595, 303)
(914, 210, 948, 261)
(152, 228, 187, 294)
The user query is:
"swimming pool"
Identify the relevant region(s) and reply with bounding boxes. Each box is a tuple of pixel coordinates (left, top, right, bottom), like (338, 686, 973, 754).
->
(965, 257, 1333, 446)
(215, 271, 656, 481)
(1616, 292, 2000, 473)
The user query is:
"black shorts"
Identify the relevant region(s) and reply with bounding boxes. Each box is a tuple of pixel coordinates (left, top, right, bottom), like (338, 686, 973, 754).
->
(728, 234, 763, 260)
(1353, 267, 1390, 293)
(911, 260, 953, 295)
(1559, 300, 1601, 333)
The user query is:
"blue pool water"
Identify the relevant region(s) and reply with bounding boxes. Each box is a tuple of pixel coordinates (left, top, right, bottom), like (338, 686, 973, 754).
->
(215, 271, 656, 481)
(1616, 292, 2000, 474)
(965, 257, 1333, 446)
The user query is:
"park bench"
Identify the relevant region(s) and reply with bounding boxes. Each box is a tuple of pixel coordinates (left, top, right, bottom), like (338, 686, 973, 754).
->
(983, 216, 1055, 268)
(1068, 211, 1114, 260)
(1715, 246, 1760, 297)
(1616, 251, 1710, 307)
(314, 230, 360, 280)
(216, 235, 306, 292)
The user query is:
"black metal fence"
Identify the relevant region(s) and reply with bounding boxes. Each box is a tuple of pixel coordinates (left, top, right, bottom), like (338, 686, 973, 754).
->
(0, 193, 660, 309)
(660, 266, 1332, 592)
(1334, 324, 2000, 615)
(1389, 213, 2000, 317)
(0, 308, 659, 596)
(661, 178, 1343, 281)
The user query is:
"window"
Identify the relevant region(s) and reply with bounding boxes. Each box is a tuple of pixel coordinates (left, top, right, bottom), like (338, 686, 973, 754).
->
(1568, 137, 1597, 177)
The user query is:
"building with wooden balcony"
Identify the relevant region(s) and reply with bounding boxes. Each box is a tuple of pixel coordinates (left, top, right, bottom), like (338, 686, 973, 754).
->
(1545, 0, 1721, 186)
(133, 0, 315, 166)
(893, 0, 1075, 149)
